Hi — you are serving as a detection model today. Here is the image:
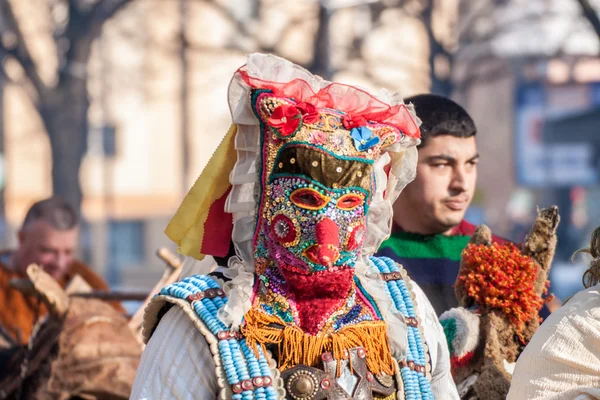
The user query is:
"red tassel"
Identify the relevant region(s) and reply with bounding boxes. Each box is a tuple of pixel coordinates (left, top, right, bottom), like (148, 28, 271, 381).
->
(451, 352, 475, 370)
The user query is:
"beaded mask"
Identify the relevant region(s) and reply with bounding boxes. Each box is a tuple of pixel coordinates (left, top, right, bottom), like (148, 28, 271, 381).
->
(235, 65, 420, 334)
(165, 54, 421, 333)
(252, 90, 402, 276)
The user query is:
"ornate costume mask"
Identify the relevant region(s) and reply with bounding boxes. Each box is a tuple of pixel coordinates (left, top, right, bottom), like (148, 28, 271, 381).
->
(158, 54, 429, 386)
(246, 74, 420, 280)
(165, 54, 421, 335)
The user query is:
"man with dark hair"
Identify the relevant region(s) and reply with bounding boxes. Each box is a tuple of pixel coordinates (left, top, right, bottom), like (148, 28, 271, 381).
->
(0, 197, 120, 343)
(377, 94, 506, 315)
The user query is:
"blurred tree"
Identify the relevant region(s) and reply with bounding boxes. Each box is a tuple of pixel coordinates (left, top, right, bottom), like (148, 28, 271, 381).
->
(454, 0, 600, 93)
(0, 0, 132, 212)
(421, 0, 454, 96)
(575, 0, 600, 44)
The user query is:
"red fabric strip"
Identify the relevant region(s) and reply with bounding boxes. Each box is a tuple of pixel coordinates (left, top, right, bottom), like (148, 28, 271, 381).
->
(201, 186, 234, 258)
(237, 68, 420, 139)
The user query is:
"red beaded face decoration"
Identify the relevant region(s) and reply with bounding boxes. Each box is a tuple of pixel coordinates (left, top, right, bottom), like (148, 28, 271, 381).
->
(251, 90, 401, 274)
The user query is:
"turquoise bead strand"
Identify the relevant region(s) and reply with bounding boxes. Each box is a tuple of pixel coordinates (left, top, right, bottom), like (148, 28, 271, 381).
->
(370, 257, 434, 400)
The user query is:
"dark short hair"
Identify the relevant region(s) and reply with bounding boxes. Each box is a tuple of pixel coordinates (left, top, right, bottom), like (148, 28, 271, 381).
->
(22, 197, 78, 231)
(407, 94, 476, 147)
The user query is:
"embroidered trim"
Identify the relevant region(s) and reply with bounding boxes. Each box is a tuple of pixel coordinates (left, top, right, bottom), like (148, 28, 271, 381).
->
(186, 288, 226, 302)
(216, 330, 244, 341)
(380, 271, 403, 282)
(231, 376, 274, 394)
(399, 359, 427, 374)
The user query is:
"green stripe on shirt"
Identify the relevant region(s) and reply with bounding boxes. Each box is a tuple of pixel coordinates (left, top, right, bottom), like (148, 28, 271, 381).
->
(380, 231, 472, 261)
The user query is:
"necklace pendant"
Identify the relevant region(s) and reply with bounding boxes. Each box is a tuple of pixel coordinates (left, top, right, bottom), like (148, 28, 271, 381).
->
(281, 348, 396, 400)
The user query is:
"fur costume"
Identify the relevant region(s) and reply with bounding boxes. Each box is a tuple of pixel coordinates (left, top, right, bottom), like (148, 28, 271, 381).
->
(0, 265, 141, 399)
(440, 206, 560, 400)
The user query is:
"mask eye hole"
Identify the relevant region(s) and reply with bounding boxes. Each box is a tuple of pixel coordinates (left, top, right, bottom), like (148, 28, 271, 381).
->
(290, 188, 329, 210)
(337, 193, 364, 211)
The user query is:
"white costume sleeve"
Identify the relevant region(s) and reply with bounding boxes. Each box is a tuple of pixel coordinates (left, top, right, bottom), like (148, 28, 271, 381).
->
(413, 282, 460, 400)
(130, 307, 218, 400)
(507, 284, 600, 400)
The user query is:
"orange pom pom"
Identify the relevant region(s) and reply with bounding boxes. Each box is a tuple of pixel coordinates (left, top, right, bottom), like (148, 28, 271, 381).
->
(460, 243, 545, 335)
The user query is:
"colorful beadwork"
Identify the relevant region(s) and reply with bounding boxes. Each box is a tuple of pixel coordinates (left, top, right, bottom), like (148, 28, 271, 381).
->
(156, 238, 435, 400)
(153, 55, 436, 399)
(248, 86, 401, 337)
(370, 256, 434, 400)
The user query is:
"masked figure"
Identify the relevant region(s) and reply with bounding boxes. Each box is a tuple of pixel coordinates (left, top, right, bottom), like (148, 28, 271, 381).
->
(131, 54, 458, 400)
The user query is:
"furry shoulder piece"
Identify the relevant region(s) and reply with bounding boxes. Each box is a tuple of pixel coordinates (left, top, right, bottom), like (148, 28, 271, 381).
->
(443, 206, 560, 400)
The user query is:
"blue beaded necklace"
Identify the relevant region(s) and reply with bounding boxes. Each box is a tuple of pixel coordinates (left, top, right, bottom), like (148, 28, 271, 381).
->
(159, 276, 278, 400)
(159, 264, 434, 400)
(370, 256, 434, 400)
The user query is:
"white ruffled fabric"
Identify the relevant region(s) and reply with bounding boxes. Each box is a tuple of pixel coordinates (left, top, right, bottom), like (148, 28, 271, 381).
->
(217, 256, 255, 330)
(220, 53, 420, 340)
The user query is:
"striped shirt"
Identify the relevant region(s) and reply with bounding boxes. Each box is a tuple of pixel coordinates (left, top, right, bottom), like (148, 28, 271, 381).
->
(376, 220, 507, 316)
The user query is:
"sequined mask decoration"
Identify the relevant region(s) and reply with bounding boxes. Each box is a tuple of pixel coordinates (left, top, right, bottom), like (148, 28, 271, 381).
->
(249, 89, 401, 334)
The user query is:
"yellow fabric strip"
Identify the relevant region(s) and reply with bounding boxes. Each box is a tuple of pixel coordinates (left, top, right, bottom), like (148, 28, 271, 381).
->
(165, 124, 238, 260)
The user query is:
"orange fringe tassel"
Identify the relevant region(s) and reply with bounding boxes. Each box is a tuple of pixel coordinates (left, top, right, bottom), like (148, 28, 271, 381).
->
(241, 309, 396, 377)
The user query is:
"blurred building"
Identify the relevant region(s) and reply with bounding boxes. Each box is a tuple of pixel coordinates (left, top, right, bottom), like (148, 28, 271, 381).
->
(5, 0, 598, 300)
(0, 0, 458, 290)
(454, 0, 600, 299)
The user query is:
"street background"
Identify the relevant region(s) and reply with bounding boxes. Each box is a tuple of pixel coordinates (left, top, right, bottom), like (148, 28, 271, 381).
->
(1, 0, 600, 309)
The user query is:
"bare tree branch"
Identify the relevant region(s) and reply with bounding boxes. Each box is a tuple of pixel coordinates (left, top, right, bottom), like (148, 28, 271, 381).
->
(552, 16, 581, 55)
(458, 10, 557, 50)
(54, 0, 132, 84)
(453, 62, 513, 93)
(0, 58, 41, 106)
(204, 0, 256, 44)
(0, 0, 46, 103)
(575, 0, 600, 47)
(311, 4, 332, 77)
(89, 0, 132, 32)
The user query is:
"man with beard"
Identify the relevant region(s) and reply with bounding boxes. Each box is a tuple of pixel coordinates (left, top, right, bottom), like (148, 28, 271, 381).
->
(0, 197, 122, 344)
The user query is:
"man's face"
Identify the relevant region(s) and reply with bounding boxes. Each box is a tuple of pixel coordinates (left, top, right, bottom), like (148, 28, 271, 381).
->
(394, 135, 478, 234)
(17, 220, 78, 280)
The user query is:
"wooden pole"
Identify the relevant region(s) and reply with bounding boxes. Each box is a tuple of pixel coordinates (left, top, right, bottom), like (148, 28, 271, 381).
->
(127, 248, 183, 342)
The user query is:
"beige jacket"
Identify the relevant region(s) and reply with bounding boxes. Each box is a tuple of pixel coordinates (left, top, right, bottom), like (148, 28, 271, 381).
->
(508, 284, 600, 400)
